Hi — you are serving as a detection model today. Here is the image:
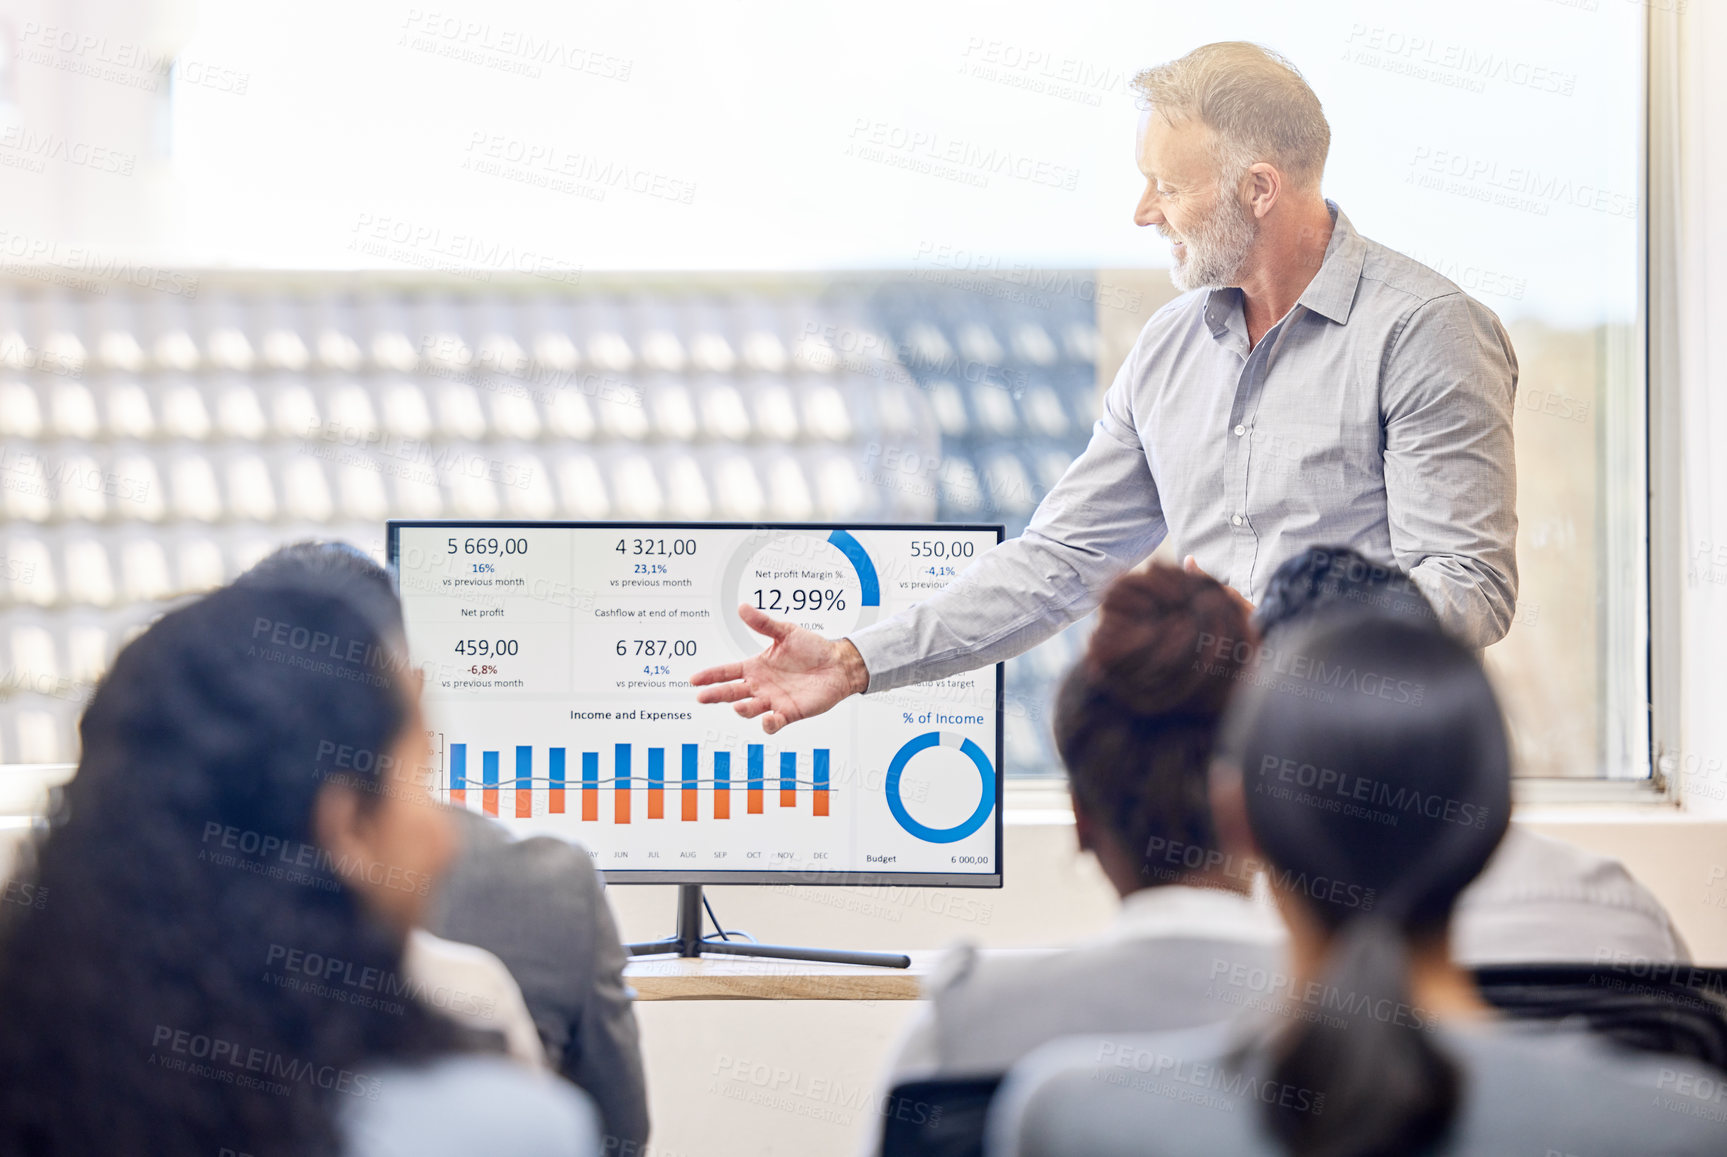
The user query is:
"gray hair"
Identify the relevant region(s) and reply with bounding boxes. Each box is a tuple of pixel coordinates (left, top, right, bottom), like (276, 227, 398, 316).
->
(1132, 42, 1330, 188)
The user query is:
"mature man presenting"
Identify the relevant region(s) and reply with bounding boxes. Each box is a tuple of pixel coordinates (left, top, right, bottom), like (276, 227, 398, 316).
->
(693, 41, 1518, 733)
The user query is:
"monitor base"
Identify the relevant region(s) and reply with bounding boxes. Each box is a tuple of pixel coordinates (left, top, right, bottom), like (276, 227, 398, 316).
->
(625, 883, 912, 968)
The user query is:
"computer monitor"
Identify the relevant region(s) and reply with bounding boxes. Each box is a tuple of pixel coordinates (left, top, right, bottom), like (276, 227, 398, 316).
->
(388, 521, 1004, 886)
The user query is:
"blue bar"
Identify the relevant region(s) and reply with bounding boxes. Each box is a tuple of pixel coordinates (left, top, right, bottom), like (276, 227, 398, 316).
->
(715, 750, 731, 787)
(747, 744, 764, 792)
(682, 744, 698, 791)
(615, 743, 630, 790)
(450, 743, 466, 794)
(549, 748, 565, 791)
(780, 751, 796, 801)
(814, 749, 830, 792)
(582, 751, 598, 790)
(516, 746, 532, 794)
(482, 750, 499, 791)
(648, 747, 665, 790)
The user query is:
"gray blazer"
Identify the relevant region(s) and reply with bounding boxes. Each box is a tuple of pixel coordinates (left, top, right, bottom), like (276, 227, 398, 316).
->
(988, 1020, 1727, 1156)
(428, 809, 649, 1151)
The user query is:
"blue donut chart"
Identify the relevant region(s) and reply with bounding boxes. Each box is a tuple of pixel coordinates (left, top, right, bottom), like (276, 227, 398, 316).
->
(885, 731, 996, 844)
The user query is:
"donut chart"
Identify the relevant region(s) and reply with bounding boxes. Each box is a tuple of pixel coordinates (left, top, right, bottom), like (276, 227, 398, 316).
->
(717, 528, 882, 656)
(885, 731, 997, 844)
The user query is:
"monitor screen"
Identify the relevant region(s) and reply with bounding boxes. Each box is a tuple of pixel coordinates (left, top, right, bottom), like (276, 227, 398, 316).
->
(388, 521, 1004, 885)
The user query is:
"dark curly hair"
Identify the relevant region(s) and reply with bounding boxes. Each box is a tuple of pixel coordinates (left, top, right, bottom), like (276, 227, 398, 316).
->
(1052, 563, 1252, 885)
(0, 579, 472, 1157)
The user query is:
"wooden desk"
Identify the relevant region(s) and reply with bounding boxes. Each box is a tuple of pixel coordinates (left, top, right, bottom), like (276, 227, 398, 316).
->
(623, 947, 1058, 1000)
(624, 949, 938, 1000)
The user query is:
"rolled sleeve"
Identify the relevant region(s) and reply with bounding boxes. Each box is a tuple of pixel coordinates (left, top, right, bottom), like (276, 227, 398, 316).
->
(1380, 293, 1519, 648)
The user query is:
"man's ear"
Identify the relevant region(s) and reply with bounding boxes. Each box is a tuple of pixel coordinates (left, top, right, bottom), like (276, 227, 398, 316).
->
(1208, 758, 1260, 862)
(313, 782, 367, 866)
(1069, 784, 1094, 854)
(1245, 162, 1281, 220)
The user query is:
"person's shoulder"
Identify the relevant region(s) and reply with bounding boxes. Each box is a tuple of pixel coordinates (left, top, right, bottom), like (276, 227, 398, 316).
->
(1354, 232, 1471, 308)
(343, 1055, 599, 1157)
(447, 807, 603, 894)
(1446, 1021, 1727, 1146)
(987, 1024, 1255, 1157)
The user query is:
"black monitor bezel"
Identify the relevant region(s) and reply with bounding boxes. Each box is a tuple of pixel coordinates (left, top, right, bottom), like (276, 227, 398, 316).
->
(387, 519, 1006, 888)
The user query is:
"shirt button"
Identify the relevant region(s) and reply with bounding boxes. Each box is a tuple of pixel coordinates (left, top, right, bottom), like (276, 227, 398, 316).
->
(1231, 514, 1244, 527)
(1233, 424, 1246, 436)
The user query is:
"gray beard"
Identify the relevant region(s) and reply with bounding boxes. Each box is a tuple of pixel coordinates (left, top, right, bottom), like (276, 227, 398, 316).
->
(1167, 195, 1258, 292)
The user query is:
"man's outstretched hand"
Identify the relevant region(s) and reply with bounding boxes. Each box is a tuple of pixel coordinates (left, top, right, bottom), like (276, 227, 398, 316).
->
(690, 604, 869, 735)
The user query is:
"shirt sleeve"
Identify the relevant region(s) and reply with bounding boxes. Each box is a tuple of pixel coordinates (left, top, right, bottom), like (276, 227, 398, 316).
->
(1380, 292, 1519, 649)
(846, 344, 1168, 694)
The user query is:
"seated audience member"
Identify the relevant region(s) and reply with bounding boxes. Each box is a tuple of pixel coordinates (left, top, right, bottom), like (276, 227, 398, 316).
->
(988, 615, 1726, 1157)
(876, 565, 1283, 1090)
(1254, 544, 1692, 965)
(240, 542, 650, 1149)
(0, 580, 597, 1157)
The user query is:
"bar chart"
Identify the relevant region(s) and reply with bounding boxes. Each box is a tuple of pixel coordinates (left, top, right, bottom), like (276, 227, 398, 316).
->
(446, 740, 833, 822)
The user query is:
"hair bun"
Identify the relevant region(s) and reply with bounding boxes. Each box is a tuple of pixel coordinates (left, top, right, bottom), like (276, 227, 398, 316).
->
(1082, 565, 1250, 719)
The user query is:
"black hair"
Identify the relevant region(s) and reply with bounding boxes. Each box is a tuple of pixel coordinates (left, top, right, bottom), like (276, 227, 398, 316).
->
(1217, 614, 1510, 1157)
(241, 540, 401, 629)
(1053, 564, 1252, 885)
(1252, 545, 1436, 642)
(0, 581, 470, 1157)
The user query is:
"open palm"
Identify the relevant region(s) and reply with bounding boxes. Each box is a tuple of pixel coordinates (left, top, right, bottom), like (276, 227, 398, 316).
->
(689, 604, 865, 735)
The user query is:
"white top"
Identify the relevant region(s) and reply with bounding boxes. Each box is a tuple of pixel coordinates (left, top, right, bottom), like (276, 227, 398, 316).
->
(404, 929, 546, 1067)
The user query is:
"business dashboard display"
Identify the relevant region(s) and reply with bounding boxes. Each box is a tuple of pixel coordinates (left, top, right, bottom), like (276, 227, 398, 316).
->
(389, 522, 1004, 884)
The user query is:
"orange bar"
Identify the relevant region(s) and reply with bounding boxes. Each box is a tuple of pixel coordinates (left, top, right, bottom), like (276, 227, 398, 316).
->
(549, 788, 564, 814)
(582, 789, 598, 821)
(682, 790, 697, 821)
(482, 789, 498, 817)
(615, 787, 631, 824)
(781, 789, 796, 807)
(747, 788, 763, 814)
(813, 791, 829, 817)
(648, 789, 664, 820)
(451, 788, 467, 806)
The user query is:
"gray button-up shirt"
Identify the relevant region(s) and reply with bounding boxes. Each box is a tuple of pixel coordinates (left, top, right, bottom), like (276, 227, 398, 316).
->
(849, 202, 1519, 693)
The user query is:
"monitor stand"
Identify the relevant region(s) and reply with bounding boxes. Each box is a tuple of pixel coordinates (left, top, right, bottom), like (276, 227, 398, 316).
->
(625, 883, 911, 968)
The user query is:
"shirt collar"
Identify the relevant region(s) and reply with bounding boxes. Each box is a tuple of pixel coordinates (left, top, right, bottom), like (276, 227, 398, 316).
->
(1296, 200, 1366, 324)
(1202, 199, 1366, 333)
(1103, 883, 1286, 946)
